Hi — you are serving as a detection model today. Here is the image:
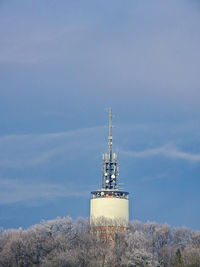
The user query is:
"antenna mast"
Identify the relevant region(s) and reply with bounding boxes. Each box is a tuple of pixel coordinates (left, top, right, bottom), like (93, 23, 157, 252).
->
(108, 107, 112, 161)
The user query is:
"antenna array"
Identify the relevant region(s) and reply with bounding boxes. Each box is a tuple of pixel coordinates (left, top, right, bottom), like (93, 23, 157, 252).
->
(102, 108, 119, 190)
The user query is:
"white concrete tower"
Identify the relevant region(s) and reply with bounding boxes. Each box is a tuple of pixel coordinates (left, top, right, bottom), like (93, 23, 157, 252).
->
(90, 108, 129, 229)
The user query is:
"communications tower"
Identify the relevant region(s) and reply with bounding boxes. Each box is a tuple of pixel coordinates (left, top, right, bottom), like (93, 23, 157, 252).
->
(90, 108, 129, 229)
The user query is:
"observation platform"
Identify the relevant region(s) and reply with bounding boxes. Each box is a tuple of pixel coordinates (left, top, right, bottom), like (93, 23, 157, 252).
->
(91, 189, 129, 199)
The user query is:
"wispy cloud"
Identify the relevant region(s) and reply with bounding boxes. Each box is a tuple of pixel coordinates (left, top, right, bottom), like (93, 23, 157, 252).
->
(0, 126, 103, 168)
(0, 178, 87, 204)
(120, 145, 200, 163)
(1, 124, 200, 170)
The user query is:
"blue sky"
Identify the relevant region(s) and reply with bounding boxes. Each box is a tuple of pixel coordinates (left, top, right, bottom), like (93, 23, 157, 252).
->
(0, 0, 200, 230)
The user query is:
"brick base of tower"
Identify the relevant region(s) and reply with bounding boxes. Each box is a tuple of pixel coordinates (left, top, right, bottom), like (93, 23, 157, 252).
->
(91, 225, 128, 243)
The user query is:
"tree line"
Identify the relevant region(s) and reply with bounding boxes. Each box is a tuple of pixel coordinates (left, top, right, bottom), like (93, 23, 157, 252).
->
(0, 217, 199, 266)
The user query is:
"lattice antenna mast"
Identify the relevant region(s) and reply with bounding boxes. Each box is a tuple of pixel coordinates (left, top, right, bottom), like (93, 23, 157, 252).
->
(102, 108, 118, 190)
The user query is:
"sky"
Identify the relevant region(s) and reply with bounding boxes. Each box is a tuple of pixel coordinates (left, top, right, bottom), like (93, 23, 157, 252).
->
(0, 0, 200, 230)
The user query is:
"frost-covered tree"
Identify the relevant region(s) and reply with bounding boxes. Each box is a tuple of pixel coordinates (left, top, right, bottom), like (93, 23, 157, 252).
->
(0, 218, 199, 267)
